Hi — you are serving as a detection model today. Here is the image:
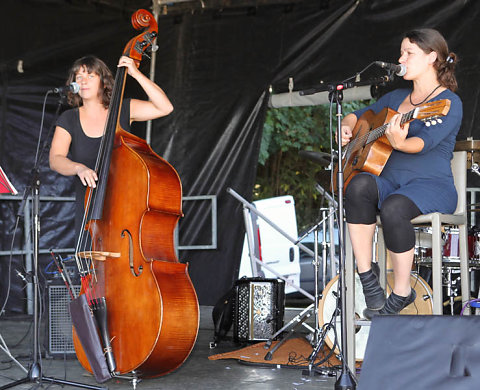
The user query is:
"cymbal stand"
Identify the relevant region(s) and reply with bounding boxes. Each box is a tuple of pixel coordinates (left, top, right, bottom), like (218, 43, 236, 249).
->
(264, 205, 338, 362)
(228, 188, 316, 301)
(263, 303, 314, 360)
(298, 178, 339, 374)
(302, 208, 334, 372)
(315, 182, 339, 288)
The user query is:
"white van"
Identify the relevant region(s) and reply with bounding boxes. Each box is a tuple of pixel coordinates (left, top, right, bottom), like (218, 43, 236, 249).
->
(238, 195, 301, 294)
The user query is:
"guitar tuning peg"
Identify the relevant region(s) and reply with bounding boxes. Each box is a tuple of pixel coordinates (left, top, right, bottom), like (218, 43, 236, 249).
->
(431, 119, 437, 126)
(437, 118, 443, 124)
(425, 121, 431, 127)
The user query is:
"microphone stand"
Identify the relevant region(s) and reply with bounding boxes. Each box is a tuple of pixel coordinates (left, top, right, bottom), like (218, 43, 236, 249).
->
(295, 70, 396, 388)
(298, 75, 393, 97)
(329, 84, 356, 390)
(0, 94, 105, 390)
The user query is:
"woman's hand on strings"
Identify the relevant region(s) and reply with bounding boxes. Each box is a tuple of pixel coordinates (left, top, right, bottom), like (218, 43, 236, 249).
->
(76, 165, 98, 188)
(385, 114, 410, 150)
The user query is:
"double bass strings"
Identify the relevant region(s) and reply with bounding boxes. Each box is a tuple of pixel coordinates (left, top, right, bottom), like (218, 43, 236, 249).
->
(75, 65, 128, 305)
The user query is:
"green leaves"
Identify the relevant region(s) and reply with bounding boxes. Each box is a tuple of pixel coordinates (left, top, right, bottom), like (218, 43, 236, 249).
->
(259, 105, 330, 165)
(255, 100, 371, 230)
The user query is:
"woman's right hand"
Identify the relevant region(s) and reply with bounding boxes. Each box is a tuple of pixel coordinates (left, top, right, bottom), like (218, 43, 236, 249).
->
(338, 125, 353, 146)
(76, 165, 98, 188)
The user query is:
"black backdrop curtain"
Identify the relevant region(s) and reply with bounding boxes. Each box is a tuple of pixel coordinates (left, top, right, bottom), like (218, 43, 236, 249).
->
(1, 0, 479, 312)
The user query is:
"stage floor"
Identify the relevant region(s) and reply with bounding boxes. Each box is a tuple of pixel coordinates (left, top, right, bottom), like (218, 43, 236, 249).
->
(0, 307, 338, 390)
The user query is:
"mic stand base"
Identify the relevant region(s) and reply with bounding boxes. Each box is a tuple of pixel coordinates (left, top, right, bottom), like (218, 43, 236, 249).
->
(0, 362, 106, 390)
(335, 370, 356, 390)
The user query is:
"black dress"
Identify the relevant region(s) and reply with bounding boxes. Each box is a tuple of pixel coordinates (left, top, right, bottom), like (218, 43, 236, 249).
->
(55, 99, 131, 239)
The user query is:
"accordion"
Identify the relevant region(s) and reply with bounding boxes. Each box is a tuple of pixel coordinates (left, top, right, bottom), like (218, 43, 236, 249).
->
(233, 278, 285, 342)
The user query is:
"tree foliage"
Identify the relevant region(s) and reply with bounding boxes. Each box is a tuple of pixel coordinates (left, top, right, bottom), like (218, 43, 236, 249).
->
(254, 100, 372, 231)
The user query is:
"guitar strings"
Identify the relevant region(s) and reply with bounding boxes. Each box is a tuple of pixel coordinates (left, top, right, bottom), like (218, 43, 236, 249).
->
(344, 106, 435, 157)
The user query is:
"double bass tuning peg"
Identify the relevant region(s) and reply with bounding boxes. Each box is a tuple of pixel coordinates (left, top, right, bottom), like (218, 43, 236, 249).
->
(144, 32, 159, 52)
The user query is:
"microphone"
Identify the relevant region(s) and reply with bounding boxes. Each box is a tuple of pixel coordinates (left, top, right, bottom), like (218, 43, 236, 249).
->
(50, 82, 80, 94)
(375, 61, 407, 77)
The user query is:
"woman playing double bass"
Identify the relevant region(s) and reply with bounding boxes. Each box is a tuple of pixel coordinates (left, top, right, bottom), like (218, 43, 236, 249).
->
(49, 55, 173, 238)
(339, 28, 462, 319)
(48, 10, 198, 380)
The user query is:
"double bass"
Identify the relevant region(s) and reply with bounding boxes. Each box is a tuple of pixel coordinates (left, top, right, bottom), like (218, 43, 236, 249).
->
(71, 9, 199, 379)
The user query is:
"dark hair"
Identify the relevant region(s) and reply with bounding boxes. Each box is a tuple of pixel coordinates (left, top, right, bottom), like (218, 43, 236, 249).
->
(404, 28, 458, 91)
(65, 56, 114, 108)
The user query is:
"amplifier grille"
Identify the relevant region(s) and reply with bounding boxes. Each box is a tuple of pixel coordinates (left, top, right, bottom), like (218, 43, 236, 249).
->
(47, 284, 81, 356)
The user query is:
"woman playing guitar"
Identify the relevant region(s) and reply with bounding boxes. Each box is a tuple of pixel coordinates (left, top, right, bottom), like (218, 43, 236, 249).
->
(339, 28, 462, 318)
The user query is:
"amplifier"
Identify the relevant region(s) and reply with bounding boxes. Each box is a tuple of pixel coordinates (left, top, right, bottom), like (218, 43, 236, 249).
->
(233, 278, 285, 342)
(46, 283, 81, 357)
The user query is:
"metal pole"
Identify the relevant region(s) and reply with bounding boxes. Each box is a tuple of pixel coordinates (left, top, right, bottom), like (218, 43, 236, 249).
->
(242, 206, 259, 277)
(227, 188, 322, 261)
(333, 89, 356, 390)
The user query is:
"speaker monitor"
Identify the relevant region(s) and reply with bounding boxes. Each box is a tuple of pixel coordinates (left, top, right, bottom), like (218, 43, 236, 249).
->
(233, 278, 285, 342)
(47, 283, 81, 357)
(358, 315, 480, 390)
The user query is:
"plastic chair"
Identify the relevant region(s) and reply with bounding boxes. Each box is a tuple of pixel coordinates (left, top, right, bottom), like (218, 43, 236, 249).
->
(376, 150, 470, 314)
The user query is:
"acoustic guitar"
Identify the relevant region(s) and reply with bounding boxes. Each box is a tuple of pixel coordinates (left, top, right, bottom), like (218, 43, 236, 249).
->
(333, 99, 451, 192)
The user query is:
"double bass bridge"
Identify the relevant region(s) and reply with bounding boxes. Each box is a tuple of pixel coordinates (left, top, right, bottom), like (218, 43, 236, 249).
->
(77, 251, 121, 261)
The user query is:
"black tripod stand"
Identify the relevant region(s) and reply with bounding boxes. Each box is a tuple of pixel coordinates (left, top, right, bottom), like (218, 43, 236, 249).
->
(0, 96, 105, 390)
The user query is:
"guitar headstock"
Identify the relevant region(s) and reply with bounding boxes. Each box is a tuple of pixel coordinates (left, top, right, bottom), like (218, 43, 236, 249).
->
(415, 99, 451, 127)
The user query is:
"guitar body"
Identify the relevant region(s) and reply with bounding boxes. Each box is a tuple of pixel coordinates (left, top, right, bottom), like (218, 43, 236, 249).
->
(331, 99, 451, 194)
(334, 107, 398, 191)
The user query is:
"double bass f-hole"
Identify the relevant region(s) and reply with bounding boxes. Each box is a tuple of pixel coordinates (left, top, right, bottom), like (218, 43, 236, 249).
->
(121, 229, 143, 277)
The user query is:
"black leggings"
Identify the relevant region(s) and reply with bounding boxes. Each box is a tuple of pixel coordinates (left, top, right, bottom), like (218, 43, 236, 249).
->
(344, 174, 422, 253)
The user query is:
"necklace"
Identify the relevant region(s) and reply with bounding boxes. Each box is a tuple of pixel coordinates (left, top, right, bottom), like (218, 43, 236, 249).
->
(409, 85, 442, 106)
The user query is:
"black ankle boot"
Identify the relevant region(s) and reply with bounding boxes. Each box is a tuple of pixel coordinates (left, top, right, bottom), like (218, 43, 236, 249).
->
(363, 289, 416, 320)
(359, 269, 385, 311)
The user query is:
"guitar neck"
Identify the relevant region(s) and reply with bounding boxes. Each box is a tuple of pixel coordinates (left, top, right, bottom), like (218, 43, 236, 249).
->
(365, 108, 417, 145)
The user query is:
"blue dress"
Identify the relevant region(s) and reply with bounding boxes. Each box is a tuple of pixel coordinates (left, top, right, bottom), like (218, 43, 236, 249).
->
(352, 88, 463, 214)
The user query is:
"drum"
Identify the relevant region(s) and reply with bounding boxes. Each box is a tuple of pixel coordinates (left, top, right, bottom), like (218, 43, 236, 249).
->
(417, 226, 480, 268)
(318, 272, 433, 361)
(443, 227, 460, 259)
(413, 227, 435, 263)
(473, 232, 480, 260)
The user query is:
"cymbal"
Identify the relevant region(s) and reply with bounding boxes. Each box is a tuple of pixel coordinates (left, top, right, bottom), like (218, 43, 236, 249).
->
(455, 139, 480, 151)
(299, 150, 336, 166)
